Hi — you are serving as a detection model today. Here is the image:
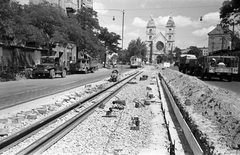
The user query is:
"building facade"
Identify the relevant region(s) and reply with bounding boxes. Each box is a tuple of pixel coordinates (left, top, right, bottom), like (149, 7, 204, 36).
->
(29, 0, 93, 13)
(146, 14, 175, 64)
(199, 47, 209, 56)
(208, 24, 232, 55)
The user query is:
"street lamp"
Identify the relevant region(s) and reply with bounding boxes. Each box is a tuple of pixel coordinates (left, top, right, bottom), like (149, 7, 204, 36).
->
(110, 9, 125, 73)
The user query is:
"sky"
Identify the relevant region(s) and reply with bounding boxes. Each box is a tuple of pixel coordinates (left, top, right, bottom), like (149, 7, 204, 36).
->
(18, 0, 226, 50)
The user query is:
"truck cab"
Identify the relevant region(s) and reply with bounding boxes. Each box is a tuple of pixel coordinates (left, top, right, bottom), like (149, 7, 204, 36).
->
(32, 56, 68, 79)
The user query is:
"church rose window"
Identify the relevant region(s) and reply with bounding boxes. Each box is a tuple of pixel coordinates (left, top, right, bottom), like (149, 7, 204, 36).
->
(156, 41, 164, 50)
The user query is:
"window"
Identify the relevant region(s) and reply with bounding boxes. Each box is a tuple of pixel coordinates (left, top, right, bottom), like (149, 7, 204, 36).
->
(149, 29, 152, 33)
(149, 36, 152, 40)
(169, 36, 171, 40)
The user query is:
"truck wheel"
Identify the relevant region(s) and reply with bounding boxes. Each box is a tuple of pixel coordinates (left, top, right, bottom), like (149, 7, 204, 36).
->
(200, 70, 205, 79)
(49, 69, 55, 79)
(61, 69, 66, 78)
(219, 75, 223, 81)
(227, 75, 232, 82)
(206, 72, 211, 80)
(32, 73, 36, 79)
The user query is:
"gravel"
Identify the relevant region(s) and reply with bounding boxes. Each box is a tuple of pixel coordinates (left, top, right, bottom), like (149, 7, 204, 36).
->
(160, 68, 240, 154)
(42, 66, 171, 155)
(0, 67, 192, 155)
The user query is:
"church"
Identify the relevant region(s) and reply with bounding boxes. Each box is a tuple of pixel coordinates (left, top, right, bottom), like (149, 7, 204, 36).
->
(146, 14, 175, 64)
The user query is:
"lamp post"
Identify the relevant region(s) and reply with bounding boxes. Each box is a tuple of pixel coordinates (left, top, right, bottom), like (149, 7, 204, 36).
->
(111, 9, 125, 73)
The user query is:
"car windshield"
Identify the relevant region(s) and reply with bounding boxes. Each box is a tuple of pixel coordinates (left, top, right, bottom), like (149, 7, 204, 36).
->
(41, 58, 54, 63)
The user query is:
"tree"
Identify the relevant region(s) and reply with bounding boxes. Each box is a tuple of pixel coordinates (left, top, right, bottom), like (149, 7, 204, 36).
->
(173, 47, 181, 60)
(219, 0, 240, 49)
(220, 0, 240, 26)
(98, 27, 121, 52)
(0, 0, 29, 45)
(127, 38, 147, 62)
(187, 46, 201, 58)
(24, 2, 69, 55)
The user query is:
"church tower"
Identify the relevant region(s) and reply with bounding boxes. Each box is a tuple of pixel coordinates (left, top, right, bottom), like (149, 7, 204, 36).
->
(146, 14, 156, 63)
(146, 14, 156, 42)
(165, 15, 175, 54)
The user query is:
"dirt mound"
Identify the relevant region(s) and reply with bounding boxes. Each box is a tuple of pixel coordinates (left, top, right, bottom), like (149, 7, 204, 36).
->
(160, 68, 240, 154)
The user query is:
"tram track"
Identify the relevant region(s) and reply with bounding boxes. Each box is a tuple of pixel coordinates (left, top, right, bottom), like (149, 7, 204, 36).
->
(0, 71, 142, 155)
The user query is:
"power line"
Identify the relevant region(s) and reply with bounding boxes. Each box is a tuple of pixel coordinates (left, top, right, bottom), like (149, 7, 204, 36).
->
(95, 5, 220, 11)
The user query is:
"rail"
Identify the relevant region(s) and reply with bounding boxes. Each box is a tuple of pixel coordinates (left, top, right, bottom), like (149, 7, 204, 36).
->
(0, 71, 141, 153)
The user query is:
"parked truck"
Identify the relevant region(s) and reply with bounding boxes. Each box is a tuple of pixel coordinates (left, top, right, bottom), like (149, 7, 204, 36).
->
(178, 54, 198, 74)
(32, 55, 68, 79)
(69, 52, 98, 74)
(199, 55, 239, 82)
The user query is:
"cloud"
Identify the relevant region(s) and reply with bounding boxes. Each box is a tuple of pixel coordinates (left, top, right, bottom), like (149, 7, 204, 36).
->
(202, 12, 220, 23)
(153, 15, 200, 28)
(127, 32, 140, 38)
(132, 17, 148, 27)
(93, 2, 108, 14)
(192, 26, 215, 37)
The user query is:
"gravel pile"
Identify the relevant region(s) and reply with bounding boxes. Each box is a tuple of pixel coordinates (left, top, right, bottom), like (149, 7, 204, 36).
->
(40, 67, 171, 155)
(160, 68, 240, 154)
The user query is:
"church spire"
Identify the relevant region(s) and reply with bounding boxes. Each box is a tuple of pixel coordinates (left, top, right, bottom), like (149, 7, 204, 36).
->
(147, 13, 156, 28)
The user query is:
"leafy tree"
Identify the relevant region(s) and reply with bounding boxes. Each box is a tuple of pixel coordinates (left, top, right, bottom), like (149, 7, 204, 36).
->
(220, 0, 240, 49)
(98, 27, 121, 52)
(127, 38, 147, 62)
(0, 0, 29, 45)
(24, 2, 69, 55)
(220, 0, 240, 26)
(187, 46, 201, 58)
(173, 47, 181, 60)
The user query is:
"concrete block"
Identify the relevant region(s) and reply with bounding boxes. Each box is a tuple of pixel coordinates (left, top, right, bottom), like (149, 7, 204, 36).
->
(144, 99, 151, 105)
(0, 128, 8, 136)
(55, 101, 63, 107)
(0, 119, 8, 124)
(146, 85, 152, 90)
(26, 113, 37, 120)
(48, 105, 58, 111)
(36, 108, 47, 115)
(69, 98, 76, 103)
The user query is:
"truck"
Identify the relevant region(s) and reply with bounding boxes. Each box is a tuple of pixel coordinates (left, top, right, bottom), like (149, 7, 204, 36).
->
(69, 52, 98, 74)
(32, 56, 68, 79)
(199, 55, 239, 82)
(178, 54, 198, 74)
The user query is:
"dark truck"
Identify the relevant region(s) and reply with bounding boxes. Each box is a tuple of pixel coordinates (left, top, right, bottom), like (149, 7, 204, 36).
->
(69, 52, 98, 74)
(32, 56, 68, 79)
(178, 54, 198, 74)
(199, 55, 239, 82)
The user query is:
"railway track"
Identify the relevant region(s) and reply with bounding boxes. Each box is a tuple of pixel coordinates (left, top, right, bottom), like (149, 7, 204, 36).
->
(0, 71, 142, 155)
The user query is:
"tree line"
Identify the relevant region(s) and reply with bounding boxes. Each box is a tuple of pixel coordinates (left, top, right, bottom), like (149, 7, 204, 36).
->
(0, 0, 121, 62)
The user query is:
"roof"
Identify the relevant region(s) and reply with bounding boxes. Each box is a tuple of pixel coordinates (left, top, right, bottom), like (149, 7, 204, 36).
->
(180, 54, 197, 59)
(166, 16, 175, 27)
(208, 24, 232, 35)
(147, 14, 156, 28)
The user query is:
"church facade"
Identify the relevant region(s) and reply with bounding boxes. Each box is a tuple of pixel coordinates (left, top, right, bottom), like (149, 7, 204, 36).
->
(146, 15, 175, 64)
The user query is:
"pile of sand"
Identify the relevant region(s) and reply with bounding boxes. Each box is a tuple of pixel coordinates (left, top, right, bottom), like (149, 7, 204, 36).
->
(160, 68, 240, 154)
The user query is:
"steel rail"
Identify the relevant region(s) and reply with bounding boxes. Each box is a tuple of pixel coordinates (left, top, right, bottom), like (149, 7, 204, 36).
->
(159, 73, 204, 155)
(0, 71, 140, 153)
(16, 71, 142, 155)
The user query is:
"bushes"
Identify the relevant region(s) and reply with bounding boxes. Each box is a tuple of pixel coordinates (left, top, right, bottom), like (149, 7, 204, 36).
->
(0, 66, 27, 82)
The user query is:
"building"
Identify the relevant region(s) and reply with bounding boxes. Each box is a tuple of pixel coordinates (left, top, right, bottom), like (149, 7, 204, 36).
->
(145, 14, 175, 64)
(29, 0, 93, 13)
(199, 47, 208, 56)
(208, 24, 232, 55)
